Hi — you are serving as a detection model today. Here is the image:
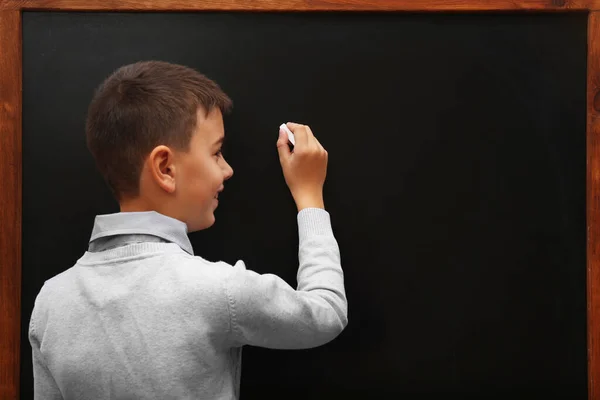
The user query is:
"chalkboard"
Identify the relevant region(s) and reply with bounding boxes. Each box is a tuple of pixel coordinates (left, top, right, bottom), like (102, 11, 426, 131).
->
(20, 11, 587, 399)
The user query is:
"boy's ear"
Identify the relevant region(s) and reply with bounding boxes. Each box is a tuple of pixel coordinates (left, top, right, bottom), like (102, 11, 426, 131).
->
(148, 145, 176, 194)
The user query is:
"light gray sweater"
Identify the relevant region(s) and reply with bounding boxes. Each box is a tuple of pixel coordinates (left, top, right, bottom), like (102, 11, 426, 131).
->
(29, 208, 347, 399)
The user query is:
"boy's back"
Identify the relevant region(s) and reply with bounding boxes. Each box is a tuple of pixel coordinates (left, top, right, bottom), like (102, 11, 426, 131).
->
(31, 231, 241, 399)
(31, 209, 345, 399)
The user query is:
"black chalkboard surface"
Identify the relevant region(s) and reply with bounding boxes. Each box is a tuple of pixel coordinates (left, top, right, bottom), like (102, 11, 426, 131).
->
(21, 11, 587, 399)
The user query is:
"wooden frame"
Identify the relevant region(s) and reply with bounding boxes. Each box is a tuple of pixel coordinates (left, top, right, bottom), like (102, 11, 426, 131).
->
(1, 0, 599, 398)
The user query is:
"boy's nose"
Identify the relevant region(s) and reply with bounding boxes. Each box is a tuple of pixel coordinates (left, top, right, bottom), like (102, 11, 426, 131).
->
(224, 161, 234, 180)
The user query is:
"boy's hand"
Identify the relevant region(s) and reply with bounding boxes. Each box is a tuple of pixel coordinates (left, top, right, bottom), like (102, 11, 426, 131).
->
(277, 123, 328, 211)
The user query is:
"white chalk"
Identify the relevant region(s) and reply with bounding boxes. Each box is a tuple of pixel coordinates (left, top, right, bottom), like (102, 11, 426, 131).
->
(280, 123, 295, 146)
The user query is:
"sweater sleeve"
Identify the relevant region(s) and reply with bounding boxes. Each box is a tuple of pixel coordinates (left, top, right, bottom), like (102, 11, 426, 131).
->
(224, 208, 348, 349)
(29, 298, 64, 400)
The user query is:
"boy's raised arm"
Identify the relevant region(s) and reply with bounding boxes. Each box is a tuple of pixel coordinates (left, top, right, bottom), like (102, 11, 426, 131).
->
(224, 207, 347, 349)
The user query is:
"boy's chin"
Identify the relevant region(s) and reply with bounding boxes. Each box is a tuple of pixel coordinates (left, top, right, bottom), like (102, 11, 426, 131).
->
(188, 213, 216, 232)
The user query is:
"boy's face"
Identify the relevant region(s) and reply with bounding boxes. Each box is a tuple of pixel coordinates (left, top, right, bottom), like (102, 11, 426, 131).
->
(175, 107, 233, 232)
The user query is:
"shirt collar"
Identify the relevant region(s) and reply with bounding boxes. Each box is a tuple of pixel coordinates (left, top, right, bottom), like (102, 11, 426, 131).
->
(88, 211, 194, 255)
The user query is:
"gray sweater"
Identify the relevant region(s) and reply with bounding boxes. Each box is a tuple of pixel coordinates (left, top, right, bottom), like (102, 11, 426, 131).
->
(29, 209, 347, 399)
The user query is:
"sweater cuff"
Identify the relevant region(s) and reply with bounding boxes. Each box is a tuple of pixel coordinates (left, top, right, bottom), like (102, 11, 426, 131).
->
(297, 208, 333, 242)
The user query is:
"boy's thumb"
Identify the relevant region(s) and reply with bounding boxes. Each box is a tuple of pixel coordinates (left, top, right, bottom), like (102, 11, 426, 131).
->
(277, 130, 291, 161)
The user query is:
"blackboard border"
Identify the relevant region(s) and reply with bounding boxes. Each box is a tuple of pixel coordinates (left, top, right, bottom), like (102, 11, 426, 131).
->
(1, 1, 599, 399)
(1, 0, 600, 11)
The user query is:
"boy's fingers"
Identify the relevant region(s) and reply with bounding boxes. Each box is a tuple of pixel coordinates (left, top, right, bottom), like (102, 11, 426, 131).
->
(277, 129, 291, 161)
(286, 122, 304, 130)
(286, 122, 309, 149)
(305, 126, 320, 151)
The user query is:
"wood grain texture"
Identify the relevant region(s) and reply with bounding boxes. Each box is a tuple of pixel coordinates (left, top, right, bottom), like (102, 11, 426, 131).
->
(1, 0, 600, 11)
(0, 2, 594, 400)
(0, 10, 21, 400)
(590, 11, 600, 400)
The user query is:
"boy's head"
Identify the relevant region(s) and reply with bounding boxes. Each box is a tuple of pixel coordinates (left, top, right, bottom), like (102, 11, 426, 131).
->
(86, 60, 234, 232)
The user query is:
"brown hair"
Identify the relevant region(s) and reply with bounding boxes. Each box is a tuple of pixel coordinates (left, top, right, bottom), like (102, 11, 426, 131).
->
(86, 60, 232, 202)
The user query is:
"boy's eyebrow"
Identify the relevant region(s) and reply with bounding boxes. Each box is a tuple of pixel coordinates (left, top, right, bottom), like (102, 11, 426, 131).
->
(214, 136, 225, 147)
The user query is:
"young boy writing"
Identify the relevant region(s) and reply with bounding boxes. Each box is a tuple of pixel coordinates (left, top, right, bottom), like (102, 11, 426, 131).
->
(28, 61, 347, 399)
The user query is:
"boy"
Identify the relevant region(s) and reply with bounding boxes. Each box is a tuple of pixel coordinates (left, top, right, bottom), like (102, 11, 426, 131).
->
(28, 60, 347, 399)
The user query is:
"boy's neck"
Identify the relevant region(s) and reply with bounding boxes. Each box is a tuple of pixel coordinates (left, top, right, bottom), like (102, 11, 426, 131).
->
(119, 197, 155, 213)
(118, 196, 187, 230)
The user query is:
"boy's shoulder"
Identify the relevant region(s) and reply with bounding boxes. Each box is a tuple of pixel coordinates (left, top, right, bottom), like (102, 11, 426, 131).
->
(37, 251, 245, 305)
(167, 252, 246, 284)
(38, 264, 79, 296)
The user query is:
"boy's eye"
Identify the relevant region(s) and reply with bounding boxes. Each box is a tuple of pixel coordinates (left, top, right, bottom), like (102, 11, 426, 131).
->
(215, 150, 222, 158)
